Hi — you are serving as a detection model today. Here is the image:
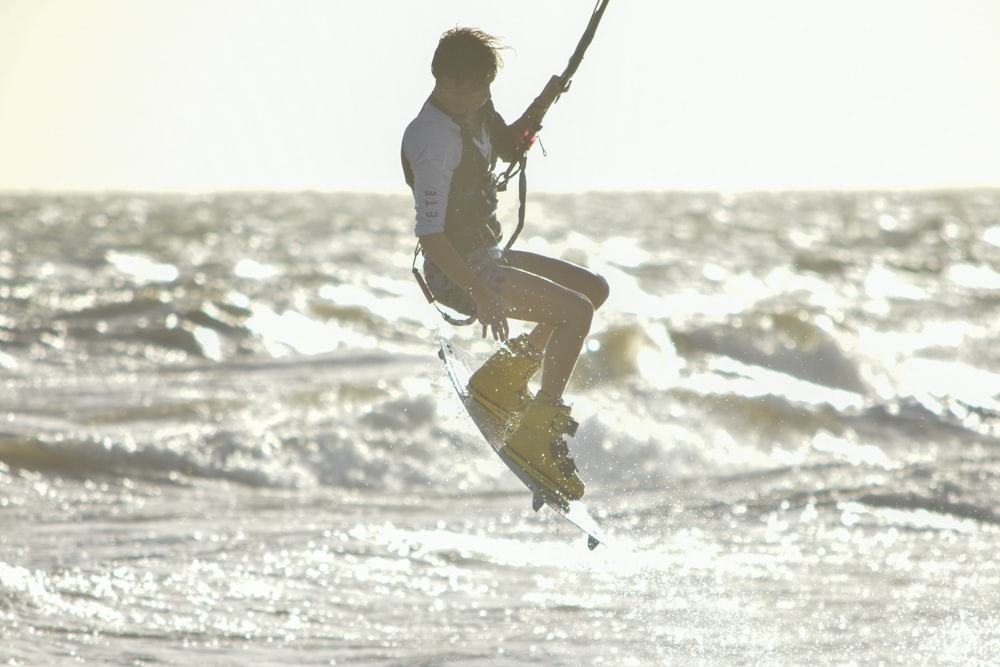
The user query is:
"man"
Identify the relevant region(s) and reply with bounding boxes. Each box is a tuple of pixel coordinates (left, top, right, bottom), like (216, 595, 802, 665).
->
(402, 27, 608, 500)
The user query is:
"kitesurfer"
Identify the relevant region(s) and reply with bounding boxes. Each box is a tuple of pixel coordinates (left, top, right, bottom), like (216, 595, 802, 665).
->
(402, 27, 608, 500)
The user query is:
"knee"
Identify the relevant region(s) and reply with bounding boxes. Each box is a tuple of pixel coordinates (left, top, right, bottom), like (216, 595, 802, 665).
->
(588, 273, 610, 310)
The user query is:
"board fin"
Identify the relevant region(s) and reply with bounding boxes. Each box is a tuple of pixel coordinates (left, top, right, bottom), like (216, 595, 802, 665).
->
(587, 535, 600, 551)
(532, 494, 544, 512)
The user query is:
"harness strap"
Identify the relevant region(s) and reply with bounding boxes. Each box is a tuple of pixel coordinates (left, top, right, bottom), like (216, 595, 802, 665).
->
(503, 155, 529, 252)
(411, 243, 477, 327)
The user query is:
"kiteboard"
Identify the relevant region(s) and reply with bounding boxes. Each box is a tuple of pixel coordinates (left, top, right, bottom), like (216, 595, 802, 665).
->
(438, 336, 608, 550)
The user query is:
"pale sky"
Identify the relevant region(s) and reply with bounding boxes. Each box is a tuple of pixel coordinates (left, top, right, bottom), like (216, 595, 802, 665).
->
(2, 0, 999, 193)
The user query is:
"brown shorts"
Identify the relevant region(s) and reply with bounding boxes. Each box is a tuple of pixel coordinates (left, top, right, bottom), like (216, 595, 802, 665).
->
(423, 245, 508, 316)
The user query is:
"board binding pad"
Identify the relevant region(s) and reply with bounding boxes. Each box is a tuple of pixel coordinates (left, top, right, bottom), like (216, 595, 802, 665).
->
(438, 337, 607, 550)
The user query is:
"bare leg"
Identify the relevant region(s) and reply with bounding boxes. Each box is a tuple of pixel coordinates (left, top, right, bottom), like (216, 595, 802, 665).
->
(497, 273, 600, 400)
(536, 304, 590, 400)
(482, 253, 606, 500)
(524, 323, 553, 354)
(504, 252, 608, 400)
(506, 250, 609, 310)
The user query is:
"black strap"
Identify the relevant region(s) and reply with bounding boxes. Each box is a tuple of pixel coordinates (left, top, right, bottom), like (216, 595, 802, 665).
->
(504, 156, 529, 252)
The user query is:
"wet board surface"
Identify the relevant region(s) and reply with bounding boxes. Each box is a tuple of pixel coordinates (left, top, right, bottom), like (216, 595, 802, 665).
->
(438, 337, 609, 550)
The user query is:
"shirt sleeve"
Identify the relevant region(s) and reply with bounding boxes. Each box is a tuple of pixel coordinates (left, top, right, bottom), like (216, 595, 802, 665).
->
(402, 117, 462, 237)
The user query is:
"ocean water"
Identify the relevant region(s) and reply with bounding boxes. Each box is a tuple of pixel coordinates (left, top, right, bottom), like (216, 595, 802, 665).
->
(1, 189, 999, 666)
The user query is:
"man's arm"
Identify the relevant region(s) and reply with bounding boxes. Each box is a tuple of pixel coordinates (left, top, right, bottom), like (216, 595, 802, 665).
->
(419, 233, 509, 341)
(419, 233, 483, 295)
(504, 75, 567, 159)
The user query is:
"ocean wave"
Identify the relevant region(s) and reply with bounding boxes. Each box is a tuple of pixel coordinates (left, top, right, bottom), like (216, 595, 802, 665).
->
(856, 491, 1000, 525)
(671, 310, 867, 394)
(2, 191, 1000, 510)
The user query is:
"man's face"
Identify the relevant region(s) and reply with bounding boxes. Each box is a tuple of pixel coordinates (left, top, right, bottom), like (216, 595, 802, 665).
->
(436, 76, 492, 115)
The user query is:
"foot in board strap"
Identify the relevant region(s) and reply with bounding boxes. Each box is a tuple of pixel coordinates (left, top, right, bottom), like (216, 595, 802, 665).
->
(501, 393, 585, 501)
(467, 335, 542, 425)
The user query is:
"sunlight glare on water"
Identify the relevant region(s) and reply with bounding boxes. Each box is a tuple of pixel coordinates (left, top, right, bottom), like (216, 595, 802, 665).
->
(245, 306, 372, 355)
(947, 262, 1000, 290)
(105, 250, 179, 284)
